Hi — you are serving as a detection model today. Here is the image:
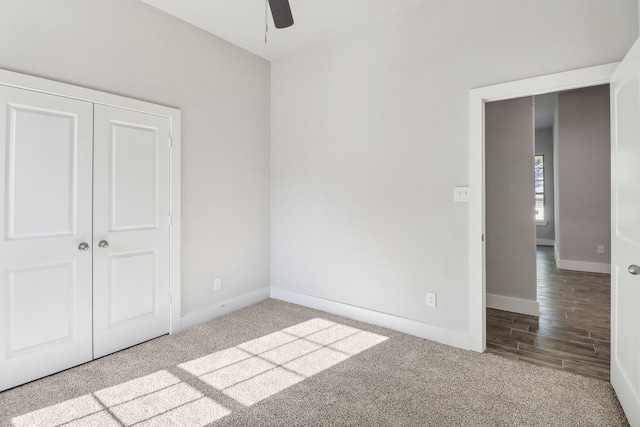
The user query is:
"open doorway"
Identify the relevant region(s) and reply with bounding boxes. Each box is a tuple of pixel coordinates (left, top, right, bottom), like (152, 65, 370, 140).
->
(467, 63, 616, 354)
(483, 85, 611, 381)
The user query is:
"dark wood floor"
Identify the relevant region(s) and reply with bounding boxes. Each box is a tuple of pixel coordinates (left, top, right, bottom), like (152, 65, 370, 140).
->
(486, 246, 611, 381)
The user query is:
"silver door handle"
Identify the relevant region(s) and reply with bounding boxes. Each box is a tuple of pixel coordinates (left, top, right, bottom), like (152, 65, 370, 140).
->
(629, 265, 640, 275)
(78, 242, 89, 251)
(98, 240, 109, 248)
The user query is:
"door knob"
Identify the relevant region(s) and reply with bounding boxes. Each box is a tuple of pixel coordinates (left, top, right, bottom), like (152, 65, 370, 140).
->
(78, 242, 89, 251)
(98, 240, 109, 248)
(629, 265, 640, 275)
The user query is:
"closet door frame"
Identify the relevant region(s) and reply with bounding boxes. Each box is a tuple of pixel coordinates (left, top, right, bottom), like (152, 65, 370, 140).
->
(0, 68, 182, 334)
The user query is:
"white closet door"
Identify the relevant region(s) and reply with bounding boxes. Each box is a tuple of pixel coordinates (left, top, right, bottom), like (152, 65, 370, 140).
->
(0, 86, 94, 391)
(92, 105, 171, 358)
(610, 37, 640, 425)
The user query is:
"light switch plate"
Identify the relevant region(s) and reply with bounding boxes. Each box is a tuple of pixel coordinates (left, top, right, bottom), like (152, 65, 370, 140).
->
(454, 186, 470, 202)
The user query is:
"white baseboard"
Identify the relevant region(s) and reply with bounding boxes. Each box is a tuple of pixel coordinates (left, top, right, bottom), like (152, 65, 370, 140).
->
(270, 287, 470, 350)
(553, 246, 610, 274)
(536, 239, 555, 246)
(486, 293, 539, 316)
(555, 258, 611, 274)
(180, 287, 271, 331)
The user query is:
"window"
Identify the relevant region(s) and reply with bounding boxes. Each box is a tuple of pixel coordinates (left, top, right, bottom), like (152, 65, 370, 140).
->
(535, 154, 544, 221)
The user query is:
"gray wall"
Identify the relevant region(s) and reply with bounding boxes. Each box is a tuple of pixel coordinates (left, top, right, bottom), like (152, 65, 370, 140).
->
(0, 0, 271, 319)
(271, 0, 636, 332)
(554, 108, 561, 256)
(535, 127, 556, 243)
(555, 85, 611, 266)
(485, 97, 537, 302)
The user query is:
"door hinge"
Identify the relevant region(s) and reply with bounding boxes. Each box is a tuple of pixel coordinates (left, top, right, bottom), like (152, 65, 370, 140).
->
(169, 213, 172, 226)
(169, 137, 173, 148)
(169, 293, 172, 304)
(482, 234, 485, 242)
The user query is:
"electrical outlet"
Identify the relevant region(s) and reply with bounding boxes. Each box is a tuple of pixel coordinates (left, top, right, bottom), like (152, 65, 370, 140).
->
(426, 292, 437, 308)
(213, 277, 221, 291)
(597, 246, 605, 254)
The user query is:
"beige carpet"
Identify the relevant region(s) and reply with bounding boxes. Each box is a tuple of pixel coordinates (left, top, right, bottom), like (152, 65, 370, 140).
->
(0, 299, 629, 426)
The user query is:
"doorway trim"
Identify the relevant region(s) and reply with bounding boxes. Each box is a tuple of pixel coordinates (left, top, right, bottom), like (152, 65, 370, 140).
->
(0, 68, 182, 334)
(468, 63, 618, 352)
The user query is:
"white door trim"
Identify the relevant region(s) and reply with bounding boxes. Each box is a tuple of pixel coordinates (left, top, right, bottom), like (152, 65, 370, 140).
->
(468, 63, 617, 352)
(0, 68, 182, 334)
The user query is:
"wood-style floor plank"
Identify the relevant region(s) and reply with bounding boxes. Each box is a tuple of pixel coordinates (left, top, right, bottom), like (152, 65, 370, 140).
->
(486, 246, 611, 382)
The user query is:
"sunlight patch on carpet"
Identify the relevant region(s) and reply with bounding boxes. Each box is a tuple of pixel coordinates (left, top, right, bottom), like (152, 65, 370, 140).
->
(12, 318, 387, 425)
(11, 371, 230, 427)
(179, 318, 388, 406)
(11, 395, 107, 427)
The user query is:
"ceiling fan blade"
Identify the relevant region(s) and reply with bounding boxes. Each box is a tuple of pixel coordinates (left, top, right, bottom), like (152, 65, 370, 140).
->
(268, 0, 294, 29)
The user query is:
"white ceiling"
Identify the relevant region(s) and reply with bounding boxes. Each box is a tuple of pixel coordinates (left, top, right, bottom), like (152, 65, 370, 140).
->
(140, 0, 433, 61)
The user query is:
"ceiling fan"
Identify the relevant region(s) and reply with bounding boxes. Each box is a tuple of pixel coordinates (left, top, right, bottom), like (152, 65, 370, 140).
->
(268, 0, 294, 28)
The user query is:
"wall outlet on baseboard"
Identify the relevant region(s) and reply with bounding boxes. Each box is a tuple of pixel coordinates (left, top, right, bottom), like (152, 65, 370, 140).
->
(213, 277, 222, 291)
(426, 292, 437, 308)
(597, 246, 605, 254)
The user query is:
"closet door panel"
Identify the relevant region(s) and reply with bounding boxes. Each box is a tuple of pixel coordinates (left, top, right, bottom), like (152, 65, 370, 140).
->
(0, 86, 93, 391)
(93, 105, 171, 358)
